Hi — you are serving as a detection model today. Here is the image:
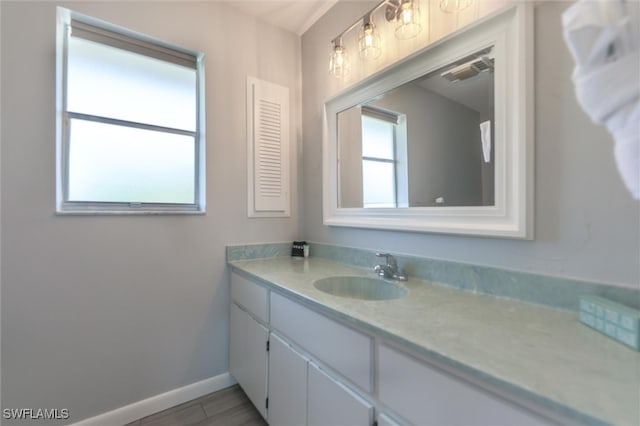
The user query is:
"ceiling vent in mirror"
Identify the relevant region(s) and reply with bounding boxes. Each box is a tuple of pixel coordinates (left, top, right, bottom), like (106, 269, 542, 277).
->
(441, 56, 494, 82)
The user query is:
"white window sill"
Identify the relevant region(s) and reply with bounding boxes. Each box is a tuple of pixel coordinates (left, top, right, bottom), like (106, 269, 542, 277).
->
(55, 209, 206, 216)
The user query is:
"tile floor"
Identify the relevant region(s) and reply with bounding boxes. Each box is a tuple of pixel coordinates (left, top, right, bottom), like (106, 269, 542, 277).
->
(125, 385, 266, 426)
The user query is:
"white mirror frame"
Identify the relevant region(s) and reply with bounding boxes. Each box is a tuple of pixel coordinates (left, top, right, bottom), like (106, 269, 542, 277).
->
(323, 4, 534, 239)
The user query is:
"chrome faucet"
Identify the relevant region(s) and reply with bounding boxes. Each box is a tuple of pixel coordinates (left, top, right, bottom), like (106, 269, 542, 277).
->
(374, 253, 407, 281)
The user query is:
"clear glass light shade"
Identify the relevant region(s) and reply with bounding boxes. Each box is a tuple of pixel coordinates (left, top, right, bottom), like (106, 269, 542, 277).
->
(329, 41, 350, 77)
(395, 0, 421, 40)
(439, 0, 473, 13)
(358, 22, 382, 60)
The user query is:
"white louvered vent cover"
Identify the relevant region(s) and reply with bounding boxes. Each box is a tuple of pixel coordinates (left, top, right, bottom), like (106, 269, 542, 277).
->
(247, 77, 290, 217)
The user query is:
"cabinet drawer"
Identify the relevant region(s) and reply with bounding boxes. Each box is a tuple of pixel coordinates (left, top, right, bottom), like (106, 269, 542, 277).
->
(231, 272, 268, 322)
(270, 292, 372, 391)
(378, 344, 551, 426)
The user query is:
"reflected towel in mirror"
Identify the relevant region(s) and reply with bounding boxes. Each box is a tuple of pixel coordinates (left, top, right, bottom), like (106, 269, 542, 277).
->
(480, 120, 491, 163)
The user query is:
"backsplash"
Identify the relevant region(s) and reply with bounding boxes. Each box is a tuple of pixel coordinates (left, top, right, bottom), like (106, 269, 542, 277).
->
(226, 242, 640, 312)
(226, 242, 292, 261)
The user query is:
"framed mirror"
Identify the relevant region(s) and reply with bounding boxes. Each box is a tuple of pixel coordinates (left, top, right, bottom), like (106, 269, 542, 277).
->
(323, 4, 533, 239)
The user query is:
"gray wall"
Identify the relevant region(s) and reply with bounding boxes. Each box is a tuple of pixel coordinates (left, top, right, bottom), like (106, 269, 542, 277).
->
(372, 83, 483, 206)
(1, 1, 300, 423)
(301, 1, 640, 288)
(2, 0, 639, 423)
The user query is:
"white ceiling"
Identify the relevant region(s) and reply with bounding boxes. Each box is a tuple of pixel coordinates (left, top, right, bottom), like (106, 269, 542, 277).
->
(223, 0, 337, 36)
(418, 71, 494, 116)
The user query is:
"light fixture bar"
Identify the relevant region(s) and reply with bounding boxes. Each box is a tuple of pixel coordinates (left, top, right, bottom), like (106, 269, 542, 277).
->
(330, 0, 399, 46)
(329, 0, 423, 77)
(440, 0, 474, 13)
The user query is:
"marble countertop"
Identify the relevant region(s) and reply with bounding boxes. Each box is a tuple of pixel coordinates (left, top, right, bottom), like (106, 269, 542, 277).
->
(229, 256, 640, 426)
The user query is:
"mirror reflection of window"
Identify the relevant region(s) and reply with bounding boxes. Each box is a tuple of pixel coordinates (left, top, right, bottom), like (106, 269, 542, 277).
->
(362, 114, 395, 208)
(336, 46, 496, 209)
(361, 108, 408, 208)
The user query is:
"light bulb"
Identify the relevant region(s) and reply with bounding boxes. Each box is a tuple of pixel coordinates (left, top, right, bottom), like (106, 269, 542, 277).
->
(365, 28, 373, 46)
(395, 0, 421, 40)
(440, 0, 473, 13)
(329, 39, 350, 77)
(401, 4, 413, 24)
(358, 17, 381, 60)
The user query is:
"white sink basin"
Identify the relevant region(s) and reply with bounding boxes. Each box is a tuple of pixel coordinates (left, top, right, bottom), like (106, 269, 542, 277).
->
(313, 276, 408, 301)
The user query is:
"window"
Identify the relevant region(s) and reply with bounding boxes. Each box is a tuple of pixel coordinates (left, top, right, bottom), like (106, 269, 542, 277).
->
(360, 108, 408, 208)
(56, 8, 205, 213)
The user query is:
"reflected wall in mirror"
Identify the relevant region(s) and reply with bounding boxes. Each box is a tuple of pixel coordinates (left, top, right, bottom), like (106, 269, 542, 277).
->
(324, 4, 533, 239)
(338, 47, 495, 208)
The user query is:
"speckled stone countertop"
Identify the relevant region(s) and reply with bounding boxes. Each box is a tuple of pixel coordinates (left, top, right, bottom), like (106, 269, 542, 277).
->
(228, 256, 640, 426)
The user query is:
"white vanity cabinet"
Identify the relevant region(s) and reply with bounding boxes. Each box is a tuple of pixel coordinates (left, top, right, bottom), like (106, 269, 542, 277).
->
(230, 271, 375, 425)
(267, 332, 373, 426)
(229, 273, 269, 419)
(229, 270, 556, 426)
(270, 292, 372, 392)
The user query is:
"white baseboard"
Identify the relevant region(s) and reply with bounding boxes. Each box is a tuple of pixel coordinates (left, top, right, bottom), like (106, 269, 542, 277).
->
(71, 372, 237, 426)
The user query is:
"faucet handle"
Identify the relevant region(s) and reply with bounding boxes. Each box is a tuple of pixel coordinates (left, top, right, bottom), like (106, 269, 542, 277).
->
(375, 252, 397, 268)
(374, 253, 407, 281)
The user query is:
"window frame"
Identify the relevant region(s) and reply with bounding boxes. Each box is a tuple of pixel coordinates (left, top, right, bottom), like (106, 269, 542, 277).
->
(361, 113, 398, 208)
(55, 7, 206, 214)
(360, 107, 408, 209)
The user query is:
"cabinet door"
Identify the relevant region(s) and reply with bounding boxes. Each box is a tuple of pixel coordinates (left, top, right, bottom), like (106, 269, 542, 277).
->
(307, 362, 373, 426)
(268, 333, 308, 426)
(229, 303, 268, 419)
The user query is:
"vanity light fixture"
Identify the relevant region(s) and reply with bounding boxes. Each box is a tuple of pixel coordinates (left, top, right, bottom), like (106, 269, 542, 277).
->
(394, 0, 422, 39)
(439, 0, 473, 13)
(329, 37, 350, 77)
(359, 14, 382, 60)
(329, 0, 425, 77)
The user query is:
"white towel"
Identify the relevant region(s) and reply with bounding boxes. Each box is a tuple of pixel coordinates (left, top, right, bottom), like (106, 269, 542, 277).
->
(480, 120, 491, 163)
(563, 0, 640, 199)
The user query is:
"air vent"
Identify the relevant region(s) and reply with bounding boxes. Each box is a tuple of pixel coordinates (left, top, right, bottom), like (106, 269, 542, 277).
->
(441, 56, 494, 82)
(247, 77, 290, 217)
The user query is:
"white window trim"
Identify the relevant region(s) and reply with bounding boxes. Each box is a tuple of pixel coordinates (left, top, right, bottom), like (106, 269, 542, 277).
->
(361, 115, 397, 208)
(361, 109, 408, 209)
(55, 7, 206, 215)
